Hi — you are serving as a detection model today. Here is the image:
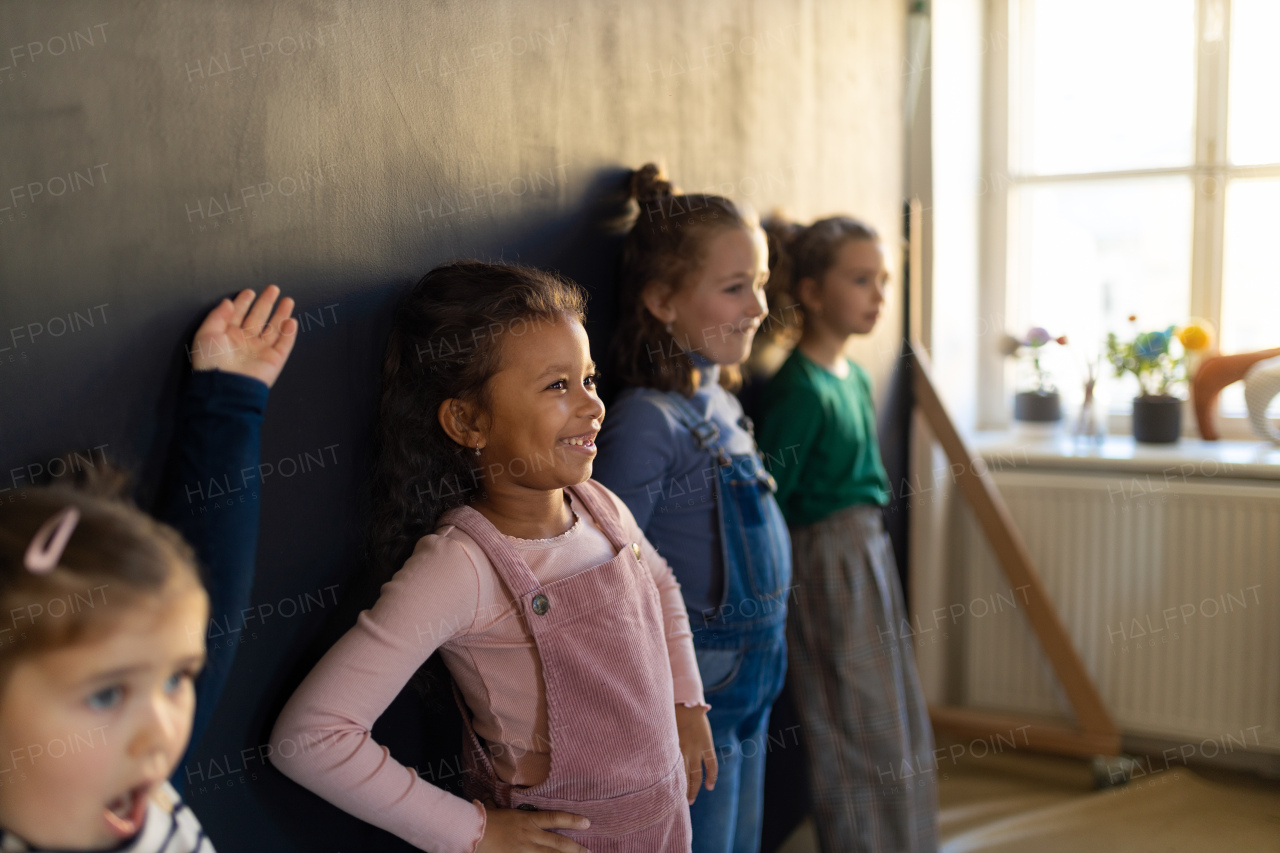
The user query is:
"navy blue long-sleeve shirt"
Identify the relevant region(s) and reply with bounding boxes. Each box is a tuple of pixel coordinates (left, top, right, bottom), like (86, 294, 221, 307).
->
(156, 369, 269, 787)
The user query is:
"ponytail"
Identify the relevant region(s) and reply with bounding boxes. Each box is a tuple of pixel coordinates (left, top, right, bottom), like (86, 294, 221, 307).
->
(760, 215, 804, 345)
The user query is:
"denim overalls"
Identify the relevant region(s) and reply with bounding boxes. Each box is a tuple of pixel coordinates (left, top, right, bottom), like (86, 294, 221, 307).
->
(663, 391, 791, 853)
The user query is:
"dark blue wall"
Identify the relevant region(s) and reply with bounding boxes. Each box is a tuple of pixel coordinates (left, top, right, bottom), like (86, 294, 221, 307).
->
(0, 2, 903, 848)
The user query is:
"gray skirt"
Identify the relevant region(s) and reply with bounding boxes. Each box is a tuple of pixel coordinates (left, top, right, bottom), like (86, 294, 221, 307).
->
(786, 504, 938, 853)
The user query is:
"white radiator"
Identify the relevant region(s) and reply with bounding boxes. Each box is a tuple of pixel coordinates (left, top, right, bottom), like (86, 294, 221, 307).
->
(955, 469, 1280, 754)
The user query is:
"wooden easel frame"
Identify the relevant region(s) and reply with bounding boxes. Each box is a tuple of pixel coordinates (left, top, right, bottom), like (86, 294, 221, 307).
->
(904, 200, 1120, 758)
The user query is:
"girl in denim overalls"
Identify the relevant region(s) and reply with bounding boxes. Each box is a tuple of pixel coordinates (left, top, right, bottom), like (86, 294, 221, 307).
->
(595, 165, 791, 853)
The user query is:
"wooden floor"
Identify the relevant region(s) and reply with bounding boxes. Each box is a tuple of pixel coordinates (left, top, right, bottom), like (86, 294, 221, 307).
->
(775, 745, 1280, 853)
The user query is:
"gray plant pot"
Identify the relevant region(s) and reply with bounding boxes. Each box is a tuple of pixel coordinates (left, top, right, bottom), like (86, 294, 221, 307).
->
(1132, 395, 1182, 443)
(1015, 390, 1061, 422)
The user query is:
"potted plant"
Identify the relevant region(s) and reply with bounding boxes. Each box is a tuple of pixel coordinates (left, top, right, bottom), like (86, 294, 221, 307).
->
(1000, 327, 1067, 422)
(1105, 317, 1212, 443)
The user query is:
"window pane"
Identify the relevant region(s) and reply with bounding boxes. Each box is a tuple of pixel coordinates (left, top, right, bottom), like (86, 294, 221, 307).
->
(1016, 0, 1196, 174)
(1010, 178, 1193, 410)
(1228, 0, 1280, 166)
(1219, 178, 1280, 415)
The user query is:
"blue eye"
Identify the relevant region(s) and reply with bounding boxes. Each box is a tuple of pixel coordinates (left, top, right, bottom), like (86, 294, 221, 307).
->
(165, 671, 194, 694)
(87, 685, 123, 712)
(165, 666, 202, 695)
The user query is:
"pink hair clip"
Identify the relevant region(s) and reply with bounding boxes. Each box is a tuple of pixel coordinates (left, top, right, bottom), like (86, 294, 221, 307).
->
(23, 506, 81, 574)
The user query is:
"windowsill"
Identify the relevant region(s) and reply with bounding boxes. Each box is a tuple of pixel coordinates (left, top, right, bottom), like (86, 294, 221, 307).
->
(964, 426, 1280, 481)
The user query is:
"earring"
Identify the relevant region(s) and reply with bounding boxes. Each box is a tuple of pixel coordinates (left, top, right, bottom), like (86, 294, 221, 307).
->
(665, 321, 674, 335)
(474, 443, 482, 456)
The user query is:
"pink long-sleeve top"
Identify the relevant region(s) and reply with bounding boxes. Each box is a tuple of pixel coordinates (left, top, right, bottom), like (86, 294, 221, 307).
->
(269, 481, 706, 853)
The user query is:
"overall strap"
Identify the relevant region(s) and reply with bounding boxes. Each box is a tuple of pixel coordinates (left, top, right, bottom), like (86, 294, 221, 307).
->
(437, 505, 542, 598)
(565, 482, 628, 553)
(661, 391, 777, 493)
(661, 390, 732, 468)
(435, 504, 545, 801)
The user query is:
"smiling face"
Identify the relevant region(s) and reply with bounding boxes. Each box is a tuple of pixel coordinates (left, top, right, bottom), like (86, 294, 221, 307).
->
(0, 575, 207, 849)
(469, 314, 605, 493)
(803, 238, 889, 337)
(647, 226, 770, 367)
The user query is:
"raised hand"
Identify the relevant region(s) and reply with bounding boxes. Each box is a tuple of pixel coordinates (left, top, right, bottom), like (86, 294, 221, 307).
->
(675, 703, 717, 804)
(475, 805, 592, 852)
(190, 285, 298, 388)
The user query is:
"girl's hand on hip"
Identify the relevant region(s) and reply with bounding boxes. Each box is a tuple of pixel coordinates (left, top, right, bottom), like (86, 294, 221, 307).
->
(675, 703, 718, 804)
(190, 285, 297, 388)
(476, 805, 591, 852)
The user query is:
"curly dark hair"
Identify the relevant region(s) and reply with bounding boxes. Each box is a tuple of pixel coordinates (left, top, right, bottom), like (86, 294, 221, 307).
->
(367, 261, 588, 591)
(612, 163, 759, 397)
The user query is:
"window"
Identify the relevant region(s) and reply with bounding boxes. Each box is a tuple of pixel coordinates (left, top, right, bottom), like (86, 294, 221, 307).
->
(988, 0, 1280, 431)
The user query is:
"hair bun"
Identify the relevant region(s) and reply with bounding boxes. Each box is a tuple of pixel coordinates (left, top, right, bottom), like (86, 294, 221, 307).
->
(630, 163, 676, 204)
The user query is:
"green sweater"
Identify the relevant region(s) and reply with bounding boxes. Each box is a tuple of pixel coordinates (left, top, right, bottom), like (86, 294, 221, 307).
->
(758, 349, 890, 527)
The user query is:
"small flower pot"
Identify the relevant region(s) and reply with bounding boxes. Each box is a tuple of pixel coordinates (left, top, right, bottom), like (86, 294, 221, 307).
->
(1132, 395, 1182, 443)
(1014, 390, 1061, 423)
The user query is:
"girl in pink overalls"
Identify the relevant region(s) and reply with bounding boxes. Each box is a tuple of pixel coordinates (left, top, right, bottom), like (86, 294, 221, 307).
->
(270, 261, 717, 853)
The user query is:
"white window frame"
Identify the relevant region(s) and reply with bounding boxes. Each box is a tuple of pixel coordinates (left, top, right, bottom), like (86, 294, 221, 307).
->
(978, 0, 1280, 438)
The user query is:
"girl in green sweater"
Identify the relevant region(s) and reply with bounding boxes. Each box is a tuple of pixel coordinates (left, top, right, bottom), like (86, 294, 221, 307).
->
(756, 217, 937, 853)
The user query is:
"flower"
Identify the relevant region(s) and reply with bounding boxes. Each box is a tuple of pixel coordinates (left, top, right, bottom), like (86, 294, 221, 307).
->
(1177, 322, 1212, 352)
(1003, 326, 1065, 394)
(1107, 321, 1192, 398)
(1134, 331, 1170, 360)
(1056, 335, 1069, 346)
(1026, 327, 1052, 347)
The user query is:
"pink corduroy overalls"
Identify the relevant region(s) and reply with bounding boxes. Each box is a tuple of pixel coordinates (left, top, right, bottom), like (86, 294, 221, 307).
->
(439, 482, 692, 851)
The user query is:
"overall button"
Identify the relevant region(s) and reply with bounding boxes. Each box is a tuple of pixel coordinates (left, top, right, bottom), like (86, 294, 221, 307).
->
(516, 803, 539, 812)
(630, 542, 642, 560)
(531, 593, 550, 615)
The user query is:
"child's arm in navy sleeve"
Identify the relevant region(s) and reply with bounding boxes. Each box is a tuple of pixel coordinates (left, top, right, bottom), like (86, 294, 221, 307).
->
(157, 287, 297, 784)
(162, 369, 268, 768)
